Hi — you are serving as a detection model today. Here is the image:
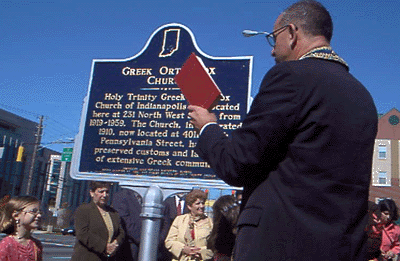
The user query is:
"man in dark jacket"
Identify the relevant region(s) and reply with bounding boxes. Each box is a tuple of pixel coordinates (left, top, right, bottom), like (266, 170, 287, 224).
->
(112, 188, 142, 261)
(188, 1, 378, 260)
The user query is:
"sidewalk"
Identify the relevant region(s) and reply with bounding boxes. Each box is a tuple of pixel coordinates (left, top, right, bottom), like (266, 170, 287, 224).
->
(33, 230, 52, 234)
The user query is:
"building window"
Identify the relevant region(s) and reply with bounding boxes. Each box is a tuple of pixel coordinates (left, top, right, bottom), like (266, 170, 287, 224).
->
(389, 115, 399, 126)
(378, 171, 388, 185)
(378, 145, 387, 159)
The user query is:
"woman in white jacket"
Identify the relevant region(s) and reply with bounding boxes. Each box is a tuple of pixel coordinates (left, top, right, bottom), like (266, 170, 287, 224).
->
(165, 189, 213, 261)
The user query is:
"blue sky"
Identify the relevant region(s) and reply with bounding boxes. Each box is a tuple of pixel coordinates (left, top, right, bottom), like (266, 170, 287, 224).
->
(1, 0, 399, 152)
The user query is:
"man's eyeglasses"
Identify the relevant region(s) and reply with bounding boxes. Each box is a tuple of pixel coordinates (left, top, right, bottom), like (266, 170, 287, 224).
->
(265, 25, 291, 47)
(242, 24, 297, 47)
(22, 209, 43, 216)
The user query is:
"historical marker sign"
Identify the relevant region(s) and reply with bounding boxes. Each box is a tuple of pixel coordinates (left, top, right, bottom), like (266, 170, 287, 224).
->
(70, 23, 252, 189)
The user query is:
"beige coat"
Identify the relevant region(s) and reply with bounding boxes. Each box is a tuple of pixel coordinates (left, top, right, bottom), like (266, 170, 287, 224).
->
(165, 214, 213, 261)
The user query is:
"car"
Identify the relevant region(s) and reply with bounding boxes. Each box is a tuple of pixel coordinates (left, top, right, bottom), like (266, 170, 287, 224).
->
(61, 226, 75, 236)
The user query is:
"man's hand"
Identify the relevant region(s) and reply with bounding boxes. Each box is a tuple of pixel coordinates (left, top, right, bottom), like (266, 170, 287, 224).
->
(187, 105, 217, 131)
(106, 240, 119, 256)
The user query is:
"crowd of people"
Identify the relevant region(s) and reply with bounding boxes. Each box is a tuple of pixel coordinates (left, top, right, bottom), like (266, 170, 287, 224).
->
(2, 187, 400, 261)
(0, 0, 393, 260)
(0, 186, 241, 261)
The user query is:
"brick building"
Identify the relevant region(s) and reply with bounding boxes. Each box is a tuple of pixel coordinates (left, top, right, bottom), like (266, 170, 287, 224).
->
(369, 108, 400, 204)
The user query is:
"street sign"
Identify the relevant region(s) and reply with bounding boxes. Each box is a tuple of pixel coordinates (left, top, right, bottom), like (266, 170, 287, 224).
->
(61, 147, 73, 162)
(63, 148, 73, 153)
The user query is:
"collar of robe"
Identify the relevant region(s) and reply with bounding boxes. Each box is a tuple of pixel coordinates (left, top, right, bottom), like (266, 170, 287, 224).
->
(299, 46, 349, 71)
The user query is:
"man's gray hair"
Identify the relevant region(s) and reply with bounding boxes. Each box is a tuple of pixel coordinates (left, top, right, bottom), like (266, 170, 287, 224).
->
(280, 0, 333, 42)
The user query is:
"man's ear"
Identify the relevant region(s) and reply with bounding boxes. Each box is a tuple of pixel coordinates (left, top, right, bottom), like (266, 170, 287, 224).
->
(289, 24, 298, 49)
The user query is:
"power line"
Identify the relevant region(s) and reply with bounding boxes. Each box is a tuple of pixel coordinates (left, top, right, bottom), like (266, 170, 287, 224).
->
(0, 102, 76, 131)
(0, 103, 44, 120)
(47, 117, 77, 134)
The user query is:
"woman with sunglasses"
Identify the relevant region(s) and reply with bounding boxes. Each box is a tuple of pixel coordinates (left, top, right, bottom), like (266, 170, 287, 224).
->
(0, 195, 43, 261)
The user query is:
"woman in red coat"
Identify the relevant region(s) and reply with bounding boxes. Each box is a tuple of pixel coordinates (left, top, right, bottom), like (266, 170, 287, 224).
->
(371, 199, 400, 261)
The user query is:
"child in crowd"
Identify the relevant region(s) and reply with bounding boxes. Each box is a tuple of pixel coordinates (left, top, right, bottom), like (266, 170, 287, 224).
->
(371, 198, 400, 261)
(0, 195, 43, 261)
(208, 195, 240, 261)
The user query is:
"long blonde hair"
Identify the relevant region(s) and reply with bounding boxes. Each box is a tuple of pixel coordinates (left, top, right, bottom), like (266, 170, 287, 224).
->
(0, 195, 39, 234)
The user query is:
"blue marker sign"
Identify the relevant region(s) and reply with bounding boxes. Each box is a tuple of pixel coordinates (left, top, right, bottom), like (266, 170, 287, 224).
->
(71, 23, 252, 189)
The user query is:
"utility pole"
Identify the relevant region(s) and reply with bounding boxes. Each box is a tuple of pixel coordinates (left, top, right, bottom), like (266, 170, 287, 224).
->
(55, 160, 66, 213)
(26, 115, 44, 195)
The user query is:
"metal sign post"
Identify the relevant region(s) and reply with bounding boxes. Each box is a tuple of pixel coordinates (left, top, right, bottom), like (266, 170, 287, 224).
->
(138, 185, 163, 261)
